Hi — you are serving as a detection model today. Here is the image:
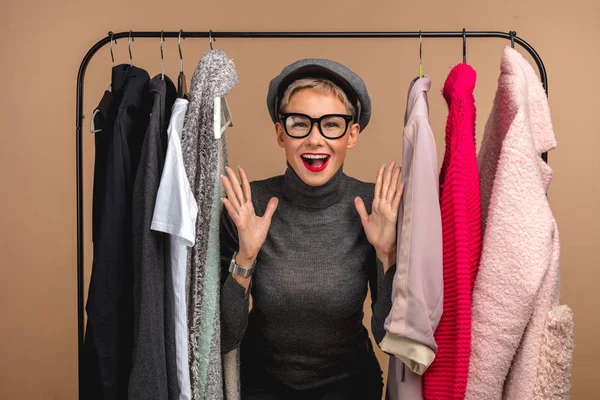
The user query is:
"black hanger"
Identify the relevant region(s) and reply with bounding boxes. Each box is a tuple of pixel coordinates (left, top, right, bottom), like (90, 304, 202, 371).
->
(510, 31, 516, 49)
(462, 28, 467, 63)
(178, 30, 188, 99)
(160, 31, 165, 80)
(128, 30, 134, 66)
(419, 30, 423, 78)
(109, 31, 116, 69)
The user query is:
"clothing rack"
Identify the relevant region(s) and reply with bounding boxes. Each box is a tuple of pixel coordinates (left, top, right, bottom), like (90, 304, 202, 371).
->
(75, 30, 548, 398)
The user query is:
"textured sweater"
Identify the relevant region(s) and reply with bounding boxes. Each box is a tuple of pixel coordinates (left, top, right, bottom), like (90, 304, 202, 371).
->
(181, 49, 238, 399)
(423, 63, 482, 400)
(219, 164, 396, 391)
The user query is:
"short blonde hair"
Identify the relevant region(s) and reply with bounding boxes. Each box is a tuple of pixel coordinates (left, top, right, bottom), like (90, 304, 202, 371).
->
(279, 78, 356, 117)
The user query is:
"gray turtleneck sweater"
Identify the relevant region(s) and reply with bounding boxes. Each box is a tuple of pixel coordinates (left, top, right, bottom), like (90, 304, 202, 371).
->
(219, 165, 396, 390)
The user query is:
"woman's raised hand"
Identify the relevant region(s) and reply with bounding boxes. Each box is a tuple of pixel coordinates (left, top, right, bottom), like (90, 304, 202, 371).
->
(221, 166, 279, 263)
(354, 161, 404, 270)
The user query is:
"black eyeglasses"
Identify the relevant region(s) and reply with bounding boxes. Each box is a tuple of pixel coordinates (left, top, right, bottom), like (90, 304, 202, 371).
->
(279, 113, 354, 139)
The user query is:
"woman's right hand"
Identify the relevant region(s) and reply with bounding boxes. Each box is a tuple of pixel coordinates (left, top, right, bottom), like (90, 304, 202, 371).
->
(221, 166, 279, 266)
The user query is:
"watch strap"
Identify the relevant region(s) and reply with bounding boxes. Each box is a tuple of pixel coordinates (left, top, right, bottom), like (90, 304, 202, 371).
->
(229, 251, 256, 278)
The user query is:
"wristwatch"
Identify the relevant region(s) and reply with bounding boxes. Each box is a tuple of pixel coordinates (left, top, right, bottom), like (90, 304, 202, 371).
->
(229, 251, 256, 278)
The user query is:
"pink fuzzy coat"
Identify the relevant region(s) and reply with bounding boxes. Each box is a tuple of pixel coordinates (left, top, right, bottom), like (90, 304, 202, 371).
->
(464, 47, 574, 400)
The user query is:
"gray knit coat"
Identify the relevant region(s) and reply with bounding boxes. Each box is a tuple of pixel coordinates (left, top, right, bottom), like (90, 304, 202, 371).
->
(181, 49, 238, 400)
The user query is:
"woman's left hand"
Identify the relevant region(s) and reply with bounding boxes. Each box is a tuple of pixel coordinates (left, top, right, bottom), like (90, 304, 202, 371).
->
(355, 161, 404, 267)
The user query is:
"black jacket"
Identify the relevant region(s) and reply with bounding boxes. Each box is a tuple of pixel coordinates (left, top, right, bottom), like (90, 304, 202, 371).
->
(83, 64, 151, 400)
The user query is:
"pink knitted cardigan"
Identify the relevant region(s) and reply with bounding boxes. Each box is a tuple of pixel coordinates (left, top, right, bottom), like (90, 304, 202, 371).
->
(423, 63, 482, 400)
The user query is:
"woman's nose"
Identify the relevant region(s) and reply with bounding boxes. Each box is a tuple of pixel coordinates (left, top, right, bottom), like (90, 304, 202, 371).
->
(306, 122, 323, 145)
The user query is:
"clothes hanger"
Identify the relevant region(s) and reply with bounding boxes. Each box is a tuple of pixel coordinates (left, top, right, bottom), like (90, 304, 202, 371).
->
(107, 31, 116, 91)
(209, 30, 234, 139)
(510, 31, 516, 49)
(128, 30, 134, 66)
(419, 30, 423, 78)
(177, 30, 188, 99)
(91, 32, 117, 134)
(214, 97, 234, 139)
(110, 31, 116, 69)
(91, 109, 102, 133)
(160, 31, 165, 80)
(209, 29, 215, 50)
(462, 28, 467, 63)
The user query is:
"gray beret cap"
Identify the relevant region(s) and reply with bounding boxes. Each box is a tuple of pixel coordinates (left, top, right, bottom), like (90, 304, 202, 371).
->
(267, 58, 372, 132)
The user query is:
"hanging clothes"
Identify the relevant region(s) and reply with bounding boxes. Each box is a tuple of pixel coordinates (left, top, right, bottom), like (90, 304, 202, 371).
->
(381, 76, 443, 400)
(128, 75, 178, 400)
(465, 47, 573, 400)
(423, 63, 482, 400)
(222, 343, 241, 400)
(151, 97, 196, 400)
(216, 122, 240, 400)
(83, 64, 150, 400)
(531, 305, 574, 399)
(181, 49, 238, 400)
(90, 87, 114, 246)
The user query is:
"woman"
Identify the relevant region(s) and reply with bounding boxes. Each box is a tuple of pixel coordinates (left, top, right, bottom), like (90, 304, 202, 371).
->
(220, 58, 403, 400)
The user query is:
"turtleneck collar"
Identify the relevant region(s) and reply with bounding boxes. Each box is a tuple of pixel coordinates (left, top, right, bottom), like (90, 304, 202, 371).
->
(282, 162, 348, 209)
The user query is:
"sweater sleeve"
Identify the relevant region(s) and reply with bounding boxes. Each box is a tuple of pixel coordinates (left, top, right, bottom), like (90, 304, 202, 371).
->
(369, 253, 396, 346)
(220, 207, 251, 354)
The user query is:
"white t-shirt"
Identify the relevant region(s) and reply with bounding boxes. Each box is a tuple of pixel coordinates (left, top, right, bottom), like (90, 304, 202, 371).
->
(151, 98, 196, 400)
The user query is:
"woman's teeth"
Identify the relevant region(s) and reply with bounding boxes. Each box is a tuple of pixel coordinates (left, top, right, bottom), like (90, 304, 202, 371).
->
(301, 154, 330, 170)
(302, 154, 329, 160)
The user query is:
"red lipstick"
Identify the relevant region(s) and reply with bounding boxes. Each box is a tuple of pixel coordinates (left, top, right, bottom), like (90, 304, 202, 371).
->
(301, 153, 330, 172)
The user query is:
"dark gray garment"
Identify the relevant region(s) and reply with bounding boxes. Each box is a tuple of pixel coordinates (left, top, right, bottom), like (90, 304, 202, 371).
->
(220, 164, 396, 390)
(129, 75, 178, 400)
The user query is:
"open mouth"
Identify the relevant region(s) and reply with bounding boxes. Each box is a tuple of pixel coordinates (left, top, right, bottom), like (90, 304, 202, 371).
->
(301, 153, 331, 172)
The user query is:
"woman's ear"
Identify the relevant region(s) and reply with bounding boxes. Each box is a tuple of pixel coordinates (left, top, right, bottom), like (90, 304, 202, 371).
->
(346, 123, 360, 149)
(275, 122, 286, 148)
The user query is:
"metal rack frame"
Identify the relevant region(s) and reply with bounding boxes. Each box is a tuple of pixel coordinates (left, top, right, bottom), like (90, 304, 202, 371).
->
(75, 30, 548, 398)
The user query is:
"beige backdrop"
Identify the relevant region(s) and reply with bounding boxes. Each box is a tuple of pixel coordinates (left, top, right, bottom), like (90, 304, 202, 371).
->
(1, 0, 599, 398)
